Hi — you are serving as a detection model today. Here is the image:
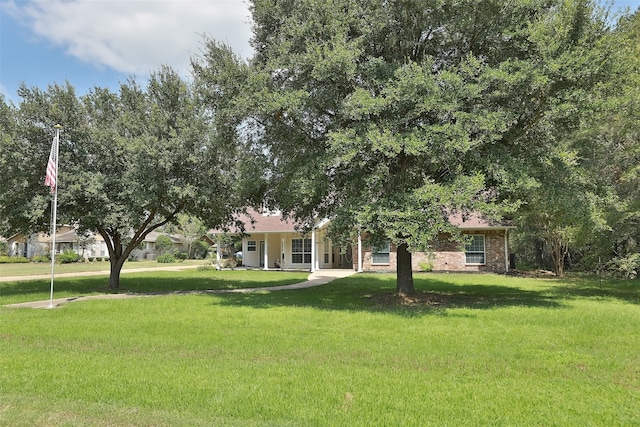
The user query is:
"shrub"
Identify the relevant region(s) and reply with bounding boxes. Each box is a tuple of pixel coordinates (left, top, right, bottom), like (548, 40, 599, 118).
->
(0, 256, 29, 264)
(192, 240, 211, 259)
(220, 257, 238, 269)
(418, 261, 434, 272)
(58, 250, 80, 264)
(157, 254, 176, 264)
(155, 235, 174, 255)
(606, 253, 640, 279)
(31, 255, 50, 263)
(177, 252, 188, 260)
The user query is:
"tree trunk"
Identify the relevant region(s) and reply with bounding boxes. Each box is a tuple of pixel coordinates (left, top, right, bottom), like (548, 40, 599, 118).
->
(396, 242, 415, 296)
(548, 235, 565, 278)
(108, 255, 127, 289)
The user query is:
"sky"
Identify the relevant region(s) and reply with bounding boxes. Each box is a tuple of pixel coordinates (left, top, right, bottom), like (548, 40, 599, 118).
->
(1, 0, 639, 103)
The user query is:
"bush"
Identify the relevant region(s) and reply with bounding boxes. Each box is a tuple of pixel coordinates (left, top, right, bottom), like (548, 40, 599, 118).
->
(0, 256, 29, 264)
(157, 254, 176, 264)
(220, 257, 238, 269)
(606, 253, 640, 279)
(418, 261, 434, 272)
(192, 240, 211, 259)
(31, 255, 50, 263)
(177, 252, 188, 260)
(58, 250, 80, 264)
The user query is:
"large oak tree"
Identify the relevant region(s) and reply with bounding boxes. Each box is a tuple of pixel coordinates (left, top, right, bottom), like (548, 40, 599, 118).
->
(0, 67, 241, 288)
(193, 0, 617, 294)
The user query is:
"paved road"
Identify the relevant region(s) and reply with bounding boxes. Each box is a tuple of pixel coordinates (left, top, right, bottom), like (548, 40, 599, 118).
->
(4, 268, 356, 309)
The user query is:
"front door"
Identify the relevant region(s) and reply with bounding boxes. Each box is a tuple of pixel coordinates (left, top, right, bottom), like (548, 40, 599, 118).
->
(338, 244, 353, 269)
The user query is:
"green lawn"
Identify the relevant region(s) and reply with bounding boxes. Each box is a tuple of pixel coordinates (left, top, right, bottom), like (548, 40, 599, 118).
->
(1, 271, 639, 426)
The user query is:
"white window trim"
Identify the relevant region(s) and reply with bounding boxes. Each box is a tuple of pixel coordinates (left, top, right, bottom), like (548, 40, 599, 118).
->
(465, 234, 486, 265)
(291, 237, 312, 264)
(371, 241, 390, 265)
(247, 240, 257, 252)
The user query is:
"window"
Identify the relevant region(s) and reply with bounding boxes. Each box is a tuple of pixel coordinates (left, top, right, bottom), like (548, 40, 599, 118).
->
(247, 240, 257, 252)
(291, 238, 312, 263)
(323, 239, 330, 264)
(465, 235, 485, 264)
(371, 242, 390, 264)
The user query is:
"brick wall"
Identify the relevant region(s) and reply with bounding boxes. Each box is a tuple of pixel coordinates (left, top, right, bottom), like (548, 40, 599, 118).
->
(356, 230, 509, 273)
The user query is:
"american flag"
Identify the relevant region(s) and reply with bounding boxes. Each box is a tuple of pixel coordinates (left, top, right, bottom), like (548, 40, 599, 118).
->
(44, 135, 58, 193)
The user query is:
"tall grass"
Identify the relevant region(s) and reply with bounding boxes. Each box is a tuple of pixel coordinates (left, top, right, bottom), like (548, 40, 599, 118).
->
(1, 272, 639, 426)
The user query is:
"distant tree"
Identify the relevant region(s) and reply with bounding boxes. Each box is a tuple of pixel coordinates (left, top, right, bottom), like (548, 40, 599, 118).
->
(154, 235, 174, 256)
(176, 213, 207, 258)
(0, 67, 242, 289)
(194, 0, 616, 293)
(76, 231, 97, 260)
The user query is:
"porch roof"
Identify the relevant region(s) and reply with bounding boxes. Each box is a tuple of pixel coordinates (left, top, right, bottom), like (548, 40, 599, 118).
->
(210, 208, 303, 235)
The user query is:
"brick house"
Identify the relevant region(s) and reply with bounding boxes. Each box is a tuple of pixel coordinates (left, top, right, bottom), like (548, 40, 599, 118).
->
(211, 209, 514, 273)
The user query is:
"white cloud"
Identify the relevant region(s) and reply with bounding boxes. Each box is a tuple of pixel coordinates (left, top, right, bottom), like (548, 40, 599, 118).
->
(4, 0, 253, 76)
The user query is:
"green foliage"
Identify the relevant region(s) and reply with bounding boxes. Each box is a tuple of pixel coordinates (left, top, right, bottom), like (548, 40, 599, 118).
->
(30, 255, 49, 263)
(607, 253, 640, 279)
(418, 261, 433, 272)
(192, 240, 210, 259)
(156, 253, 176, 264)
(194, 0, 619, 292)
(58, 249, 80, 264)
(154, 235, 174, 255)
(0, 66, 244, 289)
(0, 256, 29, 264)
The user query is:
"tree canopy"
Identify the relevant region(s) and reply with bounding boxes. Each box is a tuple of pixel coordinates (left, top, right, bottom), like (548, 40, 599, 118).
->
(193, 0, 621, 293)
(0, 67, 242, 288)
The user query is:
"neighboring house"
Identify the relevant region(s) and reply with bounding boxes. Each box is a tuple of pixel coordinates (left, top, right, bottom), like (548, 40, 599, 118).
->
(6, 226, 209, 261)
(6, 226, 109, 259)
(130, 231, 187, 260)
(209, 208, 514, 273)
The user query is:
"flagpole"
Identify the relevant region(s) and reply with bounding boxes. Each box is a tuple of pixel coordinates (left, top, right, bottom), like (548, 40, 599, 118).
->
(48, 124, 62, 308)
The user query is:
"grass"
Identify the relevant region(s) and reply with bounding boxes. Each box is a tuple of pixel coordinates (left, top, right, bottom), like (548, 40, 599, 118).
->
(0, 269, 310, 305)
(1, 271, 639, 426)
(0, 258, 209, 277)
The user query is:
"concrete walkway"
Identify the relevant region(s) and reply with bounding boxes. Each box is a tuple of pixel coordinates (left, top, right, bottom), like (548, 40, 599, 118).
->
(4, 268, 357, 309)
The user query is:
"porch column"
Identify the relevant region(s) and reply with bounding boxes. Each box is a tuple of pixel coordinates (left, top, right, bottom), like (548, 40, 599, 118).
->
(281, 238, 286, 269)
(216, 235, 221, 269)
(264, 233, 269, 270)
(311, 228, 316, 272)
(504, 229, 510, 273)
(357, 229, 363, 272)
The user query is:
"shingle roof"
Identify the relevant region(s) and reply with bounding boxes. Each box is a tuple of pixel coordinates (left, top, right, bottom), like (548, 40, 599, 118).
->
(211, 208, 302, 234)
(211, 208, 512, 234)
